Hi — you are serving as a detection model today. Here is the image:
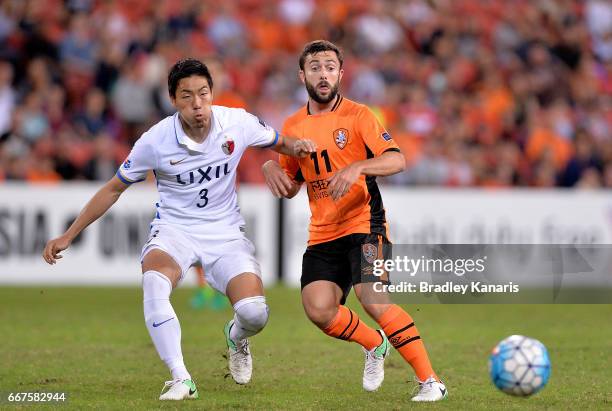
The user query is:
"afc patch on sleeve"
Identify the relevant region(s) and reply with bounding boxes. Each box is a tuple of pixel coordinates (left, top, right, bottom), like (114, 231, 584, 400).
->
(381, 131, 392, 141)
(257, 116, 268, 129)
(248, 112, 270, 130)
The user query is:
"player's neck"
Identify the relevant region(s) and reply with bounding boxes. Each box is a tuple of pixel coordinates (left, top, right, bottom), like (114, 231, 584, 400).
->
(179, 114, 211, 144)
(308, 94, 340, 115)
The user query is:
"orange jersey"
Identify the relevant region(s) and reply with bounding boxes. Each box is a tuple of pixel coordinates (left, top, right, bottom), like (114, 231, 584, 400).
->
(280, 96, 401, 245)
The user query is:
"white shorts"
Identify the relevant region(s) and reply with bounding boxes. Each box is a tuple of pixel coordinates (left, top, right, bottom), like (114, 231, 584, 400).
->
(140, 223, 261, 294)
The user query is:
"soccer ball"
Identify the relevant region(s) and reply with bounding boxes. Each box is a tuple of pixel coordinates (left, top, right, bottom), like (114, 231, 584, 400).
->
(489, 335, 551, 396)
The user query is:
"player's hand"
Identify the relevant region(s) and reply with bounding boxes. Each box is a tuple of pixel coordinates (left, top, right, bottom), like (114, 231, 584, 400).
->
(262, 160, 296, 198)
(328, 162, 363, 200)
(293, 139, 317, 158)
(42, 234, 72, 265)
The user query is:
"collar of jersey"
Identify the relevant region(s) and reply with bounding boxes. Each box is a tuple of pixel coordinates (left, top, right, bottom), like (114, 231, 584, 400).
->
(306, 95, 344, 116)
(173, 112, 215, 153)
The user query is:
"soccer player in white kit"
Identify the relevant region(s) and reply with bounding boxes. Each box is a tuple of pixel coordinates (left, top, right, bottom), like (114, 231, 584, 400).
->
(42, 58, 316, 400)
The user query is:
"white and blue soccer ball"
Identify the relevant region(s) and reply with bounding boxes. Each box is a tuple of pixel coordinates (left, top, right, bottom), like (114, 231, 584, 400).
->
(489, 335, 551, 396)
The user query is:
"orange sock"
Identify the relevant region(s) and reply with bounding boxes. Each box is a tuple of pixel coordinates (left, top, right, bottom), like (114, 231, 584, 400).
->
(323, 305, 382, 350)
(377, 304, 437, 381)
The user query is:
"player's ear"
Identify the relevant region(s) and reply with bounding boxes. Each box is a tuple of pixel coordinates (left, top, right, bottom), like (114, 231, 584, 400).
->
(298, 70, 305, 84)
(338, 68, 344, 83)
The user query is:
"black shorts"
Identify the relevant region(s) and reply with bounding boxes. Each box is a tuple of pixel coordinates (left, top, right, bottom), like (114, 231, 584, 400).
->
(301, 233, 392, 305)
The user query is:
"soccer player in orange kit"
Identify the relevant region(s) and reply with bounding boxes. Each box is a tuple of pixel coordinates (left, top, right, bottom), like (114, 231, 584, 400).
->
(262, 40, 447, 401)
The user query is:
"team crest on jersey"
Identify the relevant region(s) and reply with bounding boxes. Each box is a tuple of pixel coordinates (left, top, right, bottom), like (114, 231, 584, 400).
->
(122, 159, 132, 169)
(333, 128, 349, 149)
(362, 243, 377, 264)
(222, 136, 235, 155)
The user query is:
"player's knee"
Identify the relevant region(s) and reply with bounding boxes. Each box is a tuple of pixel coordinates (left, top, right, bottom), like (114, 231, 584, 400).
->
(142, 270, 172, 301)
(234, 296, 269, 332)
(360, 302, 391, 321)
(304, 302, 338, 329)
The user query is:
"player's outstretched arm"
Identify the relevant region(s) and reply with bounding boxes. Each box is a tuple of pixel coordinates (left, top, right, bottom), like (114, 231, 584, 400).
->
(262, 160, 302, 199)
(353, 150, 406, 176)
(42, 176, 130, 264)
(328, 150, 406, 200)
(270, 135, 316, 158)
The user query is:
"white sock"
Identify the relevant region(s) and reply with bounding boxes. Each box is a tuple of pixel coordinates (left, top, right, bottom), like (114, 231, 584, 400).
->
(143, 270, 190, 381)
(229, 296, 269, 342)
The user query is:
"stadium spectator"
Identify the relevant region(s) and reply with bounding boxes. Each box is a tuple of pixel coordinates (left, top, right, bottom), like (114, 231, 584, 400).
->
(0, 60, 15, 136)
(0, 0, 610, 188)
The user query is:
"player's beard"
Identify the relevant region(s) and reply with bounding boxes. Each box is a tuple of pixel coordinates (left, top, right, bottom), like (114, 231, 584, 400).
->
(305, 79, 339, 104)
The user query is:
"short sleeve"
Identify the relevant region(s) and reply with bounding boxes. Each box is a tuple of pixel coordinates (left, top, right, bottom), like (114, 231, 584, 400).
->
(356, 106, 400, 157)
(279, 153, 304, 183)
(116, 136, 156, 184)
(240, 109, 279, 148)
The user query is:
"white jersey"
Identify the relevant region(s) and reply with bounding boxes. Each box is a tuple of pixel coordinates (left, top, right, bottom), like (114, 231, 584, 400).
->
(117, 105, 278, 235)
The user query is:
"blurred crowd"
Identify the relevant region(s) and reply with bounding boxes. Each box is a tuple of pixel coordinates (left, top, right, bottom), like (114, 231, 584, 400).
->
(0, 0, 611, 188)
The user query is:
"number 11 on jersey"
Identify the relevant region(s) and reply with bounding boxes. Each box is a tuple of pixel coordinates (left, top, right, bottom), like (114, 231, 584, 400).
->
(310, 150, 332, 174)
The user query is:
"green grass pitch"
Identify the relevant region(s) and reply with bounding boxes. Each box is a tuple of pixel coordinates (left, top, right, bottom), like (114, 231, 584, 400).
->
(1, 286, 611, 410)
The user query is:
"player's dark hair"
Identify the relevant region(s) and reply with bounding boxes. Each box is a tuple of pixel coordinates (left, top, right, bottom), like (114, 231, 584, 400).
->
(299, 40, 343, 70)
(168, 58, 213, 98)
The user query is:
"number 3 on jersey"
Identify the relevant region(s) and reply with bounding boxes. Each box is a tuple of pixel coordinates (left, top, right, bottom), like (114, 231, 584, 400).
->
(197, 188, 208, 208)
(310, 149, 332, 174)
